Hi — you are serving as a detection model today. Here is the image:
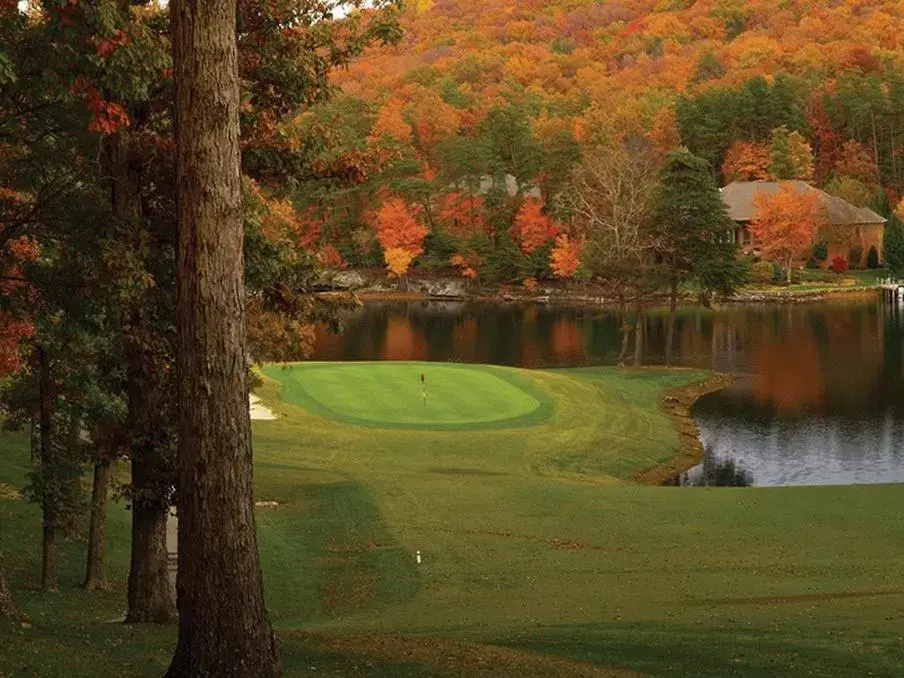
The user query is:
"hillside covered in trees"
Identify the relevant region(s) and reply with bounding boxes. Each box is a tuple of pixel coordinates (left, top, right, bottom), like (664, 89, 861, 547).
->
(276, 0, 904, 282)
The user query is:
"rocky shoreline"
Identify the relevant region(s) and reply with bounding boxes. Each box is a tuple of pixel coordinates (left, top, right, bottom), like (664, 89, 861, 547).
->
(319, 269, 882, 306)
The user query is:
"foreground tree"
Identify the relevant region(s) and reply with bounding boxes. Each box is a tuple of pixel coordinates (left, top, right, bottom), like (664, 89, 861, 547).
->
(167, 0, 280, 673)
(751, 183, 826, 283)
(652, 150, 746, 364)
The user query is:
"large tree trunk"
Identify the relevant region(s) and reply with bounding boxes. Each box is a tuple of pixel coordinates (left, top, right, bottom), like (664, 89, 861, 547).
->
(83, 455, 111, 591)
(125, 470, 174, 623)
(665, 276, 678, 367)
(124, 368, 176, 623)
(37, 346, 56, 592)
(166, 0, 280, 674)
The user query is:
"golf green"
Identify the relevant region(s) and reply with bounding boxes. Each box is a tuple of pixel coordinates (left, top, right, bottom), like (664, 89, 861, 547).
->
(262, 362, 553, 429)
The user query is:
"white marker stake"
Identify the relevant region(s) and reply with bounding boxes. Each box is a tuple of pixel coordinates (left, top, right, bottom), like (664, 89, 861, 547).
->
(416, 550, 422, 564)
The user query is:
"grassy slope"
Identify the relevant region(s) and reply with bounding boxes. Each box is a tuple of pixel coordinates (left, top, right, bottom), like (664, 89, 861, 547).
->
(2, 365, 904, 676)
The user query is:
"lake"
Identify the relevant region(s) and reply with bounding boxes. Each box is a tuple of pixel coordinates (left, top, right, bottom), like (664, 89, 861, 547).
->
(312, 297, 904, 487)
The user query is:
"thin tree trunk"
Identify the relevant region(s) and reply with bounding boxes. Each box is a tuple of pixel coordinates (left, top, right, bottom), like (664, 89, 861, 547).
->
(616, 292, 630, 366)
(167, 0, 280, 673)
(632, 300, 644, 367)
(0, 547, 15, 619)
(83, 455, 111, 591)
(665, 276, 678, 367)
(37, 346, 56, 592)
(41, 525, 54, 593)
(872, 112, 881, 185)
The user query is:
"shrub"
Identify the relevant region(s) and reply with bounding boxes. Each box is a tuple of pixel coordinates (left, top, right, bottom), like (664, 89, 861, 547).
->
(812, 240, 828, 262)
(847, 244, 863, 269)
(867, 245, 879, 269)
(771, 261, 784, 283)
(750, 260, 774, 283)
(830, 256, 849, 274)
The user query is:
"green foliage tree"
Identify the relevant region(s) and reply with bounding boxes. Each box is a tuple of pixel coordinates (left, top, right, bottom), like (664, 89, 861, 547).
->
(652, 150, 746, 364)
(768, 126, 814, 181)
(676, 88, 737, 176)
(884, 215, 904, 277)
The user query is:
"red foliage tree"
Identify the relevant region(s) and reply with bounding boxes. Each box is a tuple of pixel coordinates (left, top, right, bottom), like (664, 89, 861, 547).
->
(722, 141, 770, 182)
(375, 197, 428, 255)
(513, 198, 559, 254)
(437, 192, 486, 236)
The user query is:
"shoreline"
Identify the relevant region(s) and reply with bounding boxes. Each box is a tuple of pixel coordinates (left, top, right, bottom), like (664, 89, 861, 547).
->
(337, 273, 884, 307)
(633, 372, 737, 487)
(355, 285, 882, 307)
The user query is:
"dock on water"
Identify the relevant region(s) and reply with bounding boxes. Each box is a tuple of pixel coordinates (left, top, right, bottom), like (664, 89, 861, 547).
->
(880, 278, 903, 303)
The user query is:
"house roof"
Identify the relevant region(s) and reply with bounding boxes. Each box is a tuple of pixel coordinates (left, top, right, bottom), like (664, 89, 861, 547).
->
(720, 181, 887, 225)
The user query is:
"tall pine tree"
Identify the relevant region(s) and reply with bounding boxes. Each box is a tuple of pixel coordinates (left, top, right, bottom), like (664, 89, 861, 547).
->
(652, 150, 747, 364)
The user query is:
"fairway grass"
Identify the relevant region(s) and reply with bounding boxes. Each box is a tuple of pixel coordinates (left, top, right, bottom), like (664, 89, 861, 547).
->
(263, 362, 552, 429)
(2, 363, 904, 676)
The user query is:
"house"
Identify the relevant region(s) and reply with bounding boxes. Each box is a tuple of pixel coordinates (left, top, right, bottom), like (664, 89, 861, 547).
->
(720, 181, 887, 268)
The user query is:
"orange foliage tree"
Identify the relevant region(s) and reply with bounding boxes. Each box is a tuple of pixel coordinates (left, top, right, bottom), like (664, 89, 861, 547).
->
(751, 184, 826, 283)
(722, 141, 770, 182)
(450, 252, 480, 279)
(375, 197, 427, 282)
(513, 199, 559, 254)
(549, 234, 581, 278)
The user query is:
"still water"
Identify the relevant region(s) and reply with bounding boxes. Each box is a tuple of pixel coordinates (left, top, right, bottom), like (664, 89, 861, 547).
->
(312, 298, 904, 486)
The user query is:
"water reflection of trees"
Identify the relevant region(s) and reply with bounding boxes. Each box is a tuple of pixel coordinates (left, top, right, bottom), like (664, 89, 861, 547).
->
(680, 455, 754, 487)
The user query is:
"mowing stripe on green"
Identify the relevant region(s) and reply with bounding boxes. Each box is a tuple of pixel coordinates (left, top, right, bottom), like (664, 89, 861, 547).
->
(262, 361, 555, 430)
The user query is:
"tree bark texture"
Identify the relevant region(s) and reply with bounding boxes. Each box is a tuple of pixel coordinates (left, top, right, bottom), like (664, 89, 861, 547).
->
(83, 456, 111, 590)
(167, 0, 280, 673)
(124, 347, 176, 623)
(111, 125, 178, 625)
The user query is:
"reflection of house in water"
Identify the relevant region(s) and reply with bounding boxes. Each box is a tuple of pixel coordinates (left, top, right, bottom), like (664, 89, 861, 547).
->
(721, 181, 887, 268)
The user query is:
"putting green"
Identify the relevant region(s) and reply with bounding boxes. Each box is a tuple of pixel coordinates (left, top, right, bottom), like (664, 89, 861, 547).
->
(263, 362, 553, 429)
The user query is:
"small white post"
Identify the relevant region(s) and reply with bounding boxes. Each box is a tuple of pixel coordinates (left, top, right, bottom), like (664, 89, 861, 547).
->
(416, 550, 422, 564)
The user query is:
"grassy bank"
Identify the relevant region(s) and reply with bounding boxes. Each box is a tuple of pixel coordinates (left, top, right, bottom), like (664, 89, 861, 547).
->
(2, 364, 904, 676)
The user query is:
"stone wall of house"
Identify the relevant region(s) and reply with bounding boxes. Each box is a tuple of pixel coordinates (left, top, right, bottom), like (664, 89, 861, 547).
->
(822, 224, 885, 268)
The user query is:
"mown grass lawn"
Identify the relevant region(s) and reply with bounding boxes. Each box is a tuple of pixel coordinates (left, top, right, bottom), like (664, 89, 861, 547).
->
(2, 364, 904, 677)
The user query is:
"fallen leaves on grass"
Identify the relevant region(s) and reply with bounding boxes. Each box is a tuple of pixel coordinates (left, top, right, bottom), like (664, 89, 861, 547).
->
(0, 484, 21, 500)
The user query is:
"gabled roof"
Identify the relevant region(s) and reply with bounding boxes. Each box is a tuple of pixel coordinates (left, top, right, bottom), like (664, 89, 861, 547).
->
(720, 181, 887, 225)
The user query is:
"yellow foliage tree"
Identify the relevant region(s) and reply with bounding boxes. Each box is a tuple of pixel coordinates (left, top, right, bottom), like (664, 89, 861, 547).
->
(384, 247, 416, 279)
